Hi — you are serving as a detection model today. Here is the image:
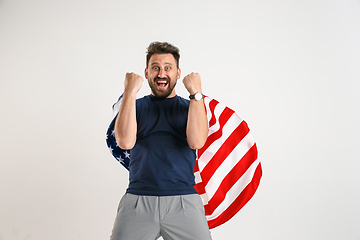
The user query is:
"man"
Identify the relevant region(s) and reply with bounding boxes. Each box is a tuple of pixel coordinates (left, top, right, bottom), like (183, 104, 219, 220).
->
(110, 42, 212, 240)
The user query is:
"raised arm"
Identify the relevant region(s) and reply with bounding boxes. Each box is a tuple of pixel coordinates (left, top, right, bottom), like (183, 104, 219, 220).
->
(183, 73, 208, 149)
(114, 72, 143, 150)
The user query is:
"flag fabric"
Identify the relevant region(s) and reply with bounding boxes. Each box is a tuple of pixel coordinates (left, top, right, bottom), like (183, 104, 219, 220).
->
(106, 95, 262, 229)
(106, 95, 131, 170)
(194, 96, 261, 229)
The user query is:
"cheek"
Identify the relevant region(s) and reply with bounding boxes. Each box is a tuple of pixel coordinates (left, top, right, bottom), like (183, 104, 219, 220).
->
(147, 72, 155, 80)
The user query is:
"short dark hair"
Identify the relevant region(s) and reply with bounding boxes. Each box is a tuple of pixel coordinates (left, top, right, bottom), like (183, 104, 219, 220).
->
(146, 41, 180, 68)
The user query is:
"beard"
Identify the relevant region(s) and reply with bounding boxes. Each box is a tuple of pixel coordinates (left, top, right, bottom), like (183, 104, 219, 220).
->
(148, 76, 177, 99)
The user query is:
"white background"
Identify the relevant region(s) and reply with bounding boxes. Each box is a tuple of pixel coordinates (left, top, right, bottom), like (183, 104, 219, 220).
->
(1, 0, 359, 239)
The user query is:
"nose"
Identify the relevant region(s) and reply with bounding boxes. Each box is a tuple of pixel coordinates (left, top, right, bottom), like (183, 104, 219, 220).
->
(158, 68, 166, 78)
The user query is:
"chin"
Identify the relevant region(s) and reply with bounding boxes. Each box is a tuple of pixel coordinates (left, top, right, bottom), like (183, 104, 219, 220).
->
(154, 91, 171, 99)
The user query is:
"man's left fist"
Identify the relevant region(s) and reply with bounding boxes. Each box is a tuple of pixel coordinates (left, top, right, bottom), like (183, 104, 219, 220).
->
(183, 72, 202, 95)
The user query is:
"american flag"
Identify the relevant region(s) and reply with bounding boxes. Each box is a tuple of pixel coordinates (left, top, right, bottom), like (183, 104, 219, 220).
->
(106, 95, 262, 229)
(194, 96, 261, 229)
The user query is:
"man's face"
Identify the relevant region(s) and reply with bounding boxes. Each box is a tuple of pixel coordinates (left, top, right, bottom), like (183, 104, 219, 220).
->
(145, 53, 181, 98)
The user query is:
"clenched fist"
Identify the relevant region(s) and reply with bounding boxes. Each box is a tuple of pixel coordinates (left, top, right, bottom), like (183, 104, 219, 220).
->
(182, 72, 202, 95)
(124, 72, 144, 95)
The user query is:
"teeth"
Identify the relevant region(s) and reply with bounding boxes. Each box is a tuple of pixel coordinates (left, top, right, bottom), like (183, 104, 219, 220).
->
(157, 80, 167, 84)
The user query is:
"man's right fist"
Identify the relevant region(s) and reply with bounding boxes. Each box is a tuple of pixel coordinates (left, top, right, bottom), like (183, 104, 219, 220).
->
(124, 72, 144, 94)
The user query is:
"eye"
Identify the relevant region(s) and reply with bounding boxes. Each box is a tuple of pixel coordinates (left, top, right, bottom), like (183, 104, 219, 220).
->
(165, 66, 171, 70)
(153, 66, 159, 70)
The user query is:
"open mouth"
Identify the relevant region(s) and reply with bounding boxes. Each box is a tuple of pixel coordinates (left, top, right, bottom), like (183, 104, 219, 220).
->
(156, 80, 169, 90)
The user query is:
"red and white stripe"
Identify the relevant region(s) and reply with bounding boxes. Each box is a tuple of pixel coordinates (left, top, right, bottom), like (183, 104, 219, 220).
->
(194, 96, 262, 229)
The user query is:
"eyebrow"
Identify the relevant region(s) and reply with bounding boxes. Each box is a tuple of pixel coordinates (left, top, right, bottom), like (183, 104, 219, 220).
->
(151, 62, 173, 65)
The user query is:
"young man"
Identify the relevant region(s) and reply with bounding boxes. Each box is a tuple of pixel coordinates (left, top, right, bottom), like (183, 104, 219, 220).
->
(110, 42, 212, 240)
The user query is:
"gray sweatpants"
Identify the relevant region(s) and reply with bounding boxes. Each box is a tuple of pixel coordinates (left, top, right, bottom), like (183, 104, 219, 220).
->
(110, 193, 212, 240)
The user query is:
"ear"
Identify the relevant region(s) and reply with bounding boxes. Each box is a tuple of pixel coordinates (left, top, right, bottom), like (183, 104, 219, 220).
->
(144, 68, 148, 79)
(177, 68, 181, 79)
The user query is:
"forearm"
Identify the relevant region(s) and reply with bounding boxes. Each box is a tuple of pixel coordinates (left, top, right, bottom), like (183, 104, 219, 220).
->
(186, 98, 208, 149)
(114, 72, 143, 149)
(114, 91, 137, 150)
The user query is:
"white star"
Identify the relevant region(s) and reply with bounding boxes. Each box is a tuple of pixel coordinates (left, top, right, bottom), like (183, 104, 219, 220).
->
(111, 129, 116, 136)
(124, 151, 130, 158)
(108, 146, 113, 153)
(117, 156, 124, 163)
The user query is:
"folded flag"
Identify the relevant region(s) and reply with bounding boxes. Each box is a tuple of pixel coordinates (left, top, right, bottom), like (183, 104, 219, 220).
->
(106, 95, 262, 229)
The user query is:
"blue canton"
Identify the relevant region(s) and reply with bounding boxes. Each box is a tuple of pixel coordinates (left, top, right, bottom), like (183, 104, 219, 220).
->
(106, 96, 130, 170)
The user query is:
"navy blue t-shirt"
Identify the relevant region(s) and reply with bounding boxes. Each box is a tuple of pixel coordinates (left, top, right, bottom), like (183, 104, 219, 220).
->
(126, 95, 198, 196)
